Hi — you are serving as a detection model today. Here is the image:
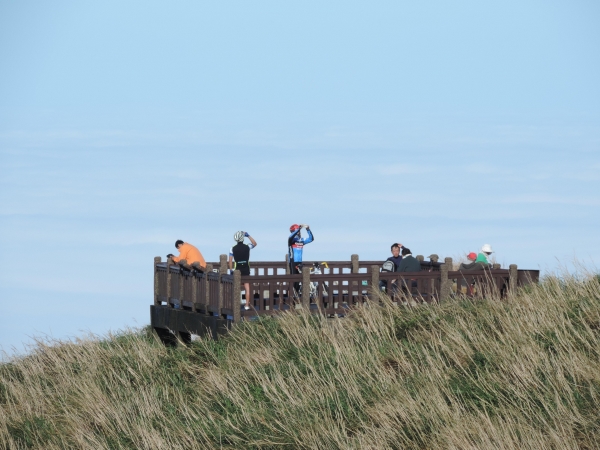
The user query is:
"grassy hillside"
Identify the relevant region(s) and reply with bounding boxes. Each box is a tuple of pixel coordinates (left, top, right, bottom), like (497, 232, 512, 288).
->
(2, 275, 600, 449)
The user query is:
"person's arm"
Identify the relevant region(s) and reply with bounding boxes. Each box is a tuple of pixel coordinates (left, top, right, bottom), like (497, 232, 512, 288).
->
(303, 226, 314, 244)
(288, 228, 301, 246)
(172, 249, 184, 263)
(245, 232, 257, 248)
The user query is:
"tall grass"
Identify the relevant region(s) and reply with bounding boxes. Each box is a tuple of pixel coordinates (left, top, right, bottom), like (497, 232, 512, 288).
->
(2, 274, 600, 449)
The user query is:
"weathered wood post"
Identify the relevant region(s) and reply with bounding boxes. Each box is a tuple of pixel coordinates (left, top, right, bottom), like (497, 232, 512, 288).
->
(215, 254, 227, 318)
(204, 264, 213, 315)
(191, 272, 197, 313)
(351, 254, 359, 273)
(492, 263, 501, 269)
(154, 256, 161, 306)
(351, 254, 359, 299)
(302, 267, 311, 309)
(440, 257, 452, 302)
(371, 265, 380, 300)
(416, 255, 424, 262)
(178, 265, 185, 309)
(285, 254, 290, 274)
(218, 272, 224, 317)
(233, 270, 241, 323)
(509, 264, 518, 297)
(166, 257, 174, 308)
(219, 254, 228, 274)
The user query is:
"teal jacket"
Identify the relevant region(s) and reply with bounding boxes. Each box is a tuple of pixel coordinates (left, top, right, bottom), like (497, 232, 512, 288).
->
(475, 253, 489, 264)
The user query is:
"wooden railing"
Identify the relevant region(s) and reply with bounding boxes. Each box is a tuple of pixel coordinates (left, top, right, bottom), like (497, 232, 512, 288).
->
(206, 253, 443, 275)
(153, 256, 539, 326)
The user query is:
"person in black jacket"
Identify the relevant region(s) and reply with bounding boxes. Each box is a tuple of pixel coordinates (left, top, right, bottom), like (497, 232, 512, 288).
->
(396, 247, 421, 299)
(396, 247, 421, 272)
(380, 243, 403, 293)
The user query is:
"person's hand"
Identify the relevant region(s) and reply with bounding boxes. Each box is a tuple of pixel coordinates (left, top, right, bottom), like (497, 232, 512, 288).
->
(304, 224, 310, 229)
(244, 232, 249, 237)
(166, 253, 174, 258)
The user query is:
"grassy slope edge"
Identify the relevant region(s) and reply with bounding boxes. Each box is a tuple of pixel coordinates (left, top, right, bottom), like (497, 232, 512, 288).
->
(1, 275, 600, 449)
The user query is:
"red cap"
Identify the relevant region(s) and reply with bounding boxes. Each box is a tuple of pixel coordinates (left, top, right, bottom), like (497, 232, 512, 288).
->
(467, 252, 477, 261)
(290, 224, 300, 232)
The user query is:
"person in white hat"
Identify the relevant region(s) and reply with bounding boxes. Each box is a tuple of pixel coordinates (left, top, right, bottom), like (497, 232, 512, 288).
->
(475, 244, 493, 264)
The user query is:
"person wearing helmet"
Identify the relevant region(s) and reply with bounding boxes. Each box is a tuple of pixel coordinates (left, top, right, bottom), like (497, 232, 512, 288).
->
(476, 244, 493, 264)
(228, 231, 257, 275)
(288, 224, 314, 275)
(228, 231, 257, 310)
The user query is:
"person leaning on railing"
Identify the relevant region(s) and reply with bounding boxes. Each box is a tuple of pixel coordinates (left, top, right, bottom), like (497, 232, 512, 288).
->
(476, 244, 494, 264)
(396, 247, 421, 297)
(166, 240, 206, 271)
(396, 247, 421, 272)
(459, 252, 489, 271)
(380, 243, 403, 293)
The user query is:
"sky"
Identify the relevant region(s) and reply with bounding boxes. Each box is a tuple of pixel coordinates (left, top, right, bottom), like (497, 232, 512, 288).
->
(1, 1, 599, 357)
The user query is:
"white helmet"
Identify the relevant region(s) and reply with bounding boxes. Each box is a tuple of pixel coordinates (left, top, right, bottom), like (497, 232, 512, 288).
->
(233, 231, 245, 242)
(481, 244, 493, 253)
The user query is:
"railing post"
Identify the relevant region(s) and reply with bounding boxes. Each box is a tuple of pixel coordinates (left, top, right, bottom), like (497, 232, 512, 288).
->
(371, 265, 379, 298)
(166, 257, 174, 308)
(179, 267, 185, 308)
(219, 254, 228, 274)
(233, 270, 241, 323)
(218, 273, 224, 317)
(285, 254, 290, 274)
(351, 254, 359, 293)
(351, 254, 359, 273)
(302, 267, 311, 309)
(492, 263, 501, 269)
(440, 257, 452, 302)
(205, 264, 213, 315)
(416, 255, 424, 272)
(509, 264, 518, 296)
(154, 256, 161, 306)
(191, 271, 197, 312)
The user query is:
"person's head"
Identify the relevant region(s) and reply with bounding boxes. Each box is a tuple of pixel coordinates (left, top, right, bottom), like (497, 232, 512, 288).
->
(467, 252, 477, 261)
(401, 247, 411, 256)
(481, 244, 493, 256)
(390, 243, 401, 257)
(290, 224, 300, 233)
(175, 239, 184, 249)
(233, 231, 245, 242)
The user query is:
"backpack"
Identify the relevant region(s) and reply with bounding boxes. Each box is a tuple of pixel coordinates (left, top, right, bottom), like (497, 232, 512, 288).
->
(382, 260, 395, 272)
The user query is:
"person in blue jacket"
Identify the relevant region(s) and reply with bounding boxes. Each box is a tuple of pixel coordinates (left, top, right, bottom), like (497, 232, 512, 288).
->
(288, 224, 314, 275)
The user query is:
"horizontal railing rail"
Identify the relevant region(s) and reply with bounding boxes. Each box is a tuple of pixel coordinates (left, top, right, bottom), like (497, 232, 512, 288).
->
(207, 253, 443, 276)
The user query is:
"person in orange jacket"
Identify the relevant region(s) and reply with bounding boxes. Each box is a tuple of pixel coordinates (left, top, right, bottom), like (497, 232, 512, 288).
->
(167, 240, 206, 270)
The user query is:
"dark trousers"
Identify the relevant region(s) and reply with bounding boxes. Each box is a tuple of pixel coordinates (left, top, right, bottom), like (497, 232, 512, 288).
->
(291, 261, 302, 293)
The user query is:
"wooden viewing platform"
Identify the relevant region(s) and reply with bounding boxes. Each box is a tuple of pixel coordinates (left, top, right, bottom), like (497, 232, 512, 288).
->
(151, 254, 539, 346)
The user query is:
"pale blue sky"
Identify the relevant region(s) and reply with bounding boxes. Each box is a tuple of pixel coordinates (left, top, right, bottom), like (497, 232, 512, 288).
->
(1, 1, 599, 356)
